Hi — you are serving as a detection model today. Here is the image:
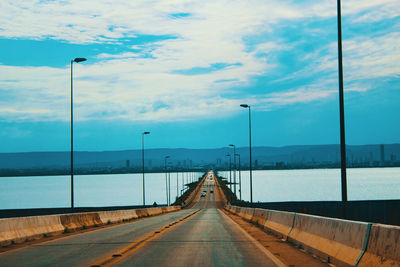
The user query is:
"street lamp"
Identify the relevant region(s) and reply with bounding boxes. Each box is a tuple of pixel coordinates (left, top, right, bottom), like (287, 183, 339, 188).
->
(70, 57, 86, 209)
(226, 153, 232, 192)
(142, 131, 150, 206)
(181, 172, 184, 196)
(164, 156, 170, 205)
(168, 162, 172, 206)
(176, 172, 179, 202)
(235, 153, 242, 201)
(336, 0, 347, 203)
(229, 144, 236, 197)
(240, 104, 253, 203)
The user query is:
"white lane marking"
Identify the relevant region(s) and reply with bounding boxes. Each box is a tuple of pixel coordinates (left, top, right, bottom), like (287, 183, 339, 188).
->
(219, 210, 287, 267)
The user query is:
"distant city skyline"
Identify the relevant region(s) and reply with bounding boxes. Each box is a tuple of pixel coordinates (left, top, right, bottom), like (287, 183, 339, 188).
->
(1, 144, 399, 178)
(0, 1, 399, 153)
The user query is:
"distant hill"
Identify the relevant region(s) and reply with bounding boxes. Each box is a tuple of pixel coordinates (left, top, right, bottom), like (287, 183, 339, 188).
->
(0, 144, 399, 176)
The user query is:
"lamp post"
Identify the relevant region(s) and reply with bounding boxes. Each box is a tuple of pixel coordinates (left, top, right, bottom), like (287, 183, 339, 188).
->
(168, 166, 171, 206)
(226, 153, 232, 192)
(70, 57, 86, 209)
(240, 104, 253, 203)
(337, 0, 347, 203)
(142, 131, 150, 206)
(229, 144, 236, 197)
(236, 153, 242, 201)
(164, 156, 170, 205)
(181, 172, 184, 196)
(176, 172, 179, 201)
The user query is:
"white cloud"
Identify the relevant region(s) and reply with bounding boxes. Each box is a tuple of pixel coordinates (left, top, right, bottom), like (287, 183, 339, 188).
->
(0, 0, 398, 122)
(343, 32, 400, 80)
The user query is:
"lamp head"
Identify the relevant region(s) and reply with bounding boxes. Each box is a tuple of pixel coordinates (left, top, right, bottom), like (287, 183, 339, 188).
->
(240, 104, 249, 108)
(143, 131, 150, 135)
(226, 153, 230, 157)
(73, 58, 87, 63)
(229, 144, 235, 147)
(165, 155, 170, 159)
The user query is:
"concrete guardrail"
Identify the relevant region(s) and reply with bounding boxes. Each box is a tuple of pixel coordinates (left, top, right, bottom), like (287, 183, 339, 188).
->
(181, 173, 207, 208)
(357, 223, 400, 267)
(0, 206, 180, 246)
(225, 205, 400, 267)
(251, 208, 269, 227)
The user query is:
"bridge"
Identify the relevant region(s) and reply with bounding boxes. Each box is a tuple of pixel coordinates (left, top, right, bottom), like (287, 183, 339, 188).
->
(0, 171, 399, 266)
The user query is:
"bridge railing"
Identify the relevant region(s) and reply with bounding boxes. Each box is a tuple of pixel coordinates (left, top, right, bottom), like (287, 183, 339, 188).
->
(225, 204, 400, 267)
(0, 205, 180, 247)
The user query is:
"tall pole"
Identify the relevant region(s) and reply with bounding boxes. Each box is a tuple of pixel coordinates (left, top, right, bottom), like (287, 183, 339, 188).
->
(70, 57, 86, 209)
(142, 134, 145, 206)
(337, 0, 347, 202)
(249, 107, 253, 203)
(168, 171, 171, 205)
(142, 131, 150, 206)
(226, 154, 232, 191)
(236, 153, 242, 201)
(176, 172, 178, 200)
(230, 157, 232, 191)
(229, 144, 236, 197)
(181, 172, 184, 196)
(70, 60, 74, 209)
(164, 156, 169, 206)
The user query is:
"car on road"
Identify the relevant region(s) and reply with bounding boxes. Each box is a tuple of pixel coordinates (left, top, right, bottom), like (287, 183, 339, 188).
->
(201, 192, 206, 197)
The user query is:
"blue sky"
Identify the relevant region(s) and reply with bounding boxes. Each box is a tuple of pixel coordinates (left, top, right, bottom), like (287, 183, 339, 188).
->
(0, 0, 399, 152)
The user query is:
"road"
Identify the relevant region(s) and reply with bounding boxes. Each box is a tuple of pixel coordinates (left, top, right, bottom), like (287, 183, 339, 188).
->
(0, 172, 284, 267)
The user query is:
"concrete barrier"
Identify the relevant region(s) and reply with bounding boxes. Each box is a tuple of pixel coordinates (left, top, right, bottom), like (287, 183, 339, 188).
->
(287, 213, 370, 267)
(0, 215, 64, 246)
(264, 209, 295, 239)
(224, 205, 400, 266)
(358, 224, 400, 267)
(162, 206, 180, 213)
(233, 206, 241, 215)
(98, 209, 138, 224)
(60, 212, 102, 231)
(237, 207, 245, 217)
(251, 208, 269, 226)
(182, 174, 207, 208)
(239, 207, 255, 221)
(135, 209, 149, 218)
(214, 174, 227, 204)
(146, 207, 163, 216)
(161, 207, 170, 213)
(0, 204, 183, 246)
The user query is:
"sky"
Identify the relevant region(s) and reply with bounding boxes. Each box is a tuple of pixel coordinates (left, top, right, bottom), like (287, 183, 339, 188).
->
(0, 0, 399, 152)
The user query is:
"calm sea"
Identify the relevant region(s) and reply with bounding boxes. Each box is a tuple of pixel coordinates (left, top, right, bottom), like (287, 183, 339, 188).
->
(0, 172, 202, 209)
(0, 168, 399, 209)
(220, 167, 400, 202)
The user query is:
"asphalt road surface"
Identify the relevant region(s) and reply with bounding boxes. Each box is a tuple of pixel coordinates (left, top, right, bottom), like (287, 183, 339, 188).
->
(0, 172, 284, 267)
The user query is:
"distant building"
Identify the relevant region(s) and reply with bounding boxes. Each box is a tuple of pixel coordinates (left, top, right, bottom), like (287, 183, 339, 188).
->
(275, 161, 285, 167)
(380, 144, 385, 163)
(216, 158, 222, 167)
(126, 160, 130, 168)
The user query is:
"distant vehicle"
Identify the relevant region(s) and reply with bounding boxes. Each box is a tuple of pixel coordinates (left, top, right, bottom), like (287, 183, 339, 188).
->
(201, 192, 206, 197)
(210, 190, 214, 193)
